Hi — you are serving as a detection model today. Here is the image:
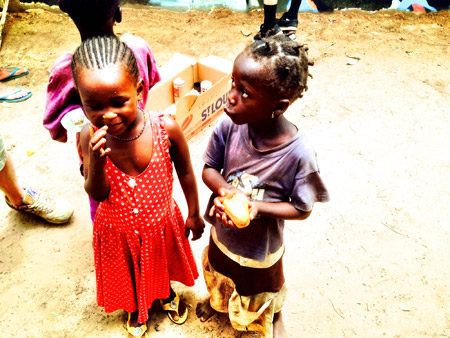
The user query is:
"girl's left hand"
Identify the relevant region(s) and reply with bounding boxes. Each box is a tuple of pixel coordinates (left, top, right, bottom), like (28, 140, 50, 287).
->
(185, 215, 205, 240)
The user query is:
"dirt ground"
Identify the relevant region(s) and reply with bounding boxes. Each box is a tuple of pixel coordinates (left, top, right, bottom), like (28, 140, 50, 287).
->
(0, 4, 449, 338)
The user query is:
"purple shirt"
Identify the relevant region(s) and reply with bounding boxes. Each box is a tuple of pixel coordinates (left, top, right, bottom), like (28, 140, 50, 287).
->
(43, 33, 161, 142)
(204, 115, 329, 262)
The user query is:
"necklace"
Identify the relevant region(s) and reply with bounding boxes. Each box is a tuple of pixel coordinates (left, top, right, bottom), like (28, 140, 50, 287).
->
(111, 108, 147, 142)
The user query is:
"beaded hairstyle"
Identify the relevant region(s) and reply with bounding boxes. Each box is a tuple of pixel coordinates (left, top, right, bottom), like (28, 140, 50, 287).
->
(71, 36, 139, 87)
(243, 35, 313, 102)
(59, 0, 119, 26)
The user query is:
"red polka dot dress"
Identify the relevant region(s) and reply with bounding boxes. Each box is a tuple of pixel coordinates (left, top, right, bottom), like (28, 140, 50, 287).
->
(93, 112, 198, 324)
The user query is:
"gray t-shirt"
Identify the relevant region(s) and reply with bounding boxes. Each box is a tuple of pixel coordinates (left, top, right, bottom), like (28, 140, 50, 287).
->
(204, 116, 329, 262)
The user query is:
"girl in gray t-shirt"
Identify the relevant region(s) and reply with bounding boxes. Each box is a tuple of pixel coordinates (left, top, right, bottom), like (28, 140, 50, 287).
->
(196, 36, 329, 337)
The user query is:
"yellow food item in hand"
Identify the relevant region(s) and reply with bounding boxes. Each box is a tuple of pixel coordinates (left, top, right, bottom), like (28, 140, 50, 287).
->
(223, 194, 250, 228)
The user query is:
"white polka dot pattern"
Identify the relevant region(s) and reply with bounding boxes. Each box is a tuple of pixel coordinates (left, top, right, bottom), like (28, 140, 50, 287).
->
(92, 112, 198, 324)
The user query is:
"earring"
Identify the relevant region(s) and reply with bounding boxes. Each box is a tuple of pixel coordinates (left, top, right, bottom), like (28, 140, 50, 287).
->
(272, 112, 275, 119)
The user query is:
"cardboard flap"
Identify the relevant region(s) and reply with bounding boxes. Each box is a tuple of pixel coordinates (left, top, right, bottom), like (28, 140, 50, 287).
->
(176, 93, 199, 119)
(147, 53, 231, 140)
(159, 53, 196, 79)
(199, 55, 233, 74)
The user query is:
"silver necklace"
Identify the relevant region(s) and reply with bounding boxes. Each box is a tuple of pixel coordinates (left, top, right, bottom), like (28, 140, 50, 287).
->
(111, 108, 147, 142)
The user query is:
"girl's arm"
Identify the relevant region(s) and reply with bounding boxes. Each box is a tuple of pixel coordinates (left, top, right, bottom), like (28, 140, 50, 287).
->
(164, 116, 205, 240)
(252, 201, 311, 220)
(202, 165, 240, 196)
(80, 124, 110, 202)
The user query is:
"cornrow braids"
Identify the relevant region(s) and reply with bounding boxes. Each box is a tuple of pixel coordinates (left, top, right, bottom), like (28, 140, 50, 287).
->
(243, 35, 313, 102)
(71, 36, 139, 87)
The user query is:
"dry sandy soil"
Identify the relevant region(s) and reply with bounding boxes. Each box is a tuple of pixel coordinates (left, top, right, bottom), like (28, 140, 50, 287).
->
(0, 4, 449, 338)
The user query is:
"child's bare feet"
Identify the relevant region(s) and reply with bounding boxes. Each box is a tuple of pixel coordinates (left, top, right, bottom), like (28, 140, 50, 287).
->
(126, 311, 147, 338)
(196, 296, 216, 322)
(273, 311, 287, 338)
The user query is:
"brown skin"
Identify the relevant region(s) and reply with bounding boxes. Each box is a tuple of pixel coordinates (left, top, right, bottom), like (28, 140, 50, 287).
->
(0, 66, 28, 81)
(0, 153, 25, 205)
(273, 312, 288, 338)
(0, 67, 31, 101)
(197, 53, 310, 335)
(204, 52, 311, 228)
(77, 64, 204, 329)
(72, 7, 122, 41)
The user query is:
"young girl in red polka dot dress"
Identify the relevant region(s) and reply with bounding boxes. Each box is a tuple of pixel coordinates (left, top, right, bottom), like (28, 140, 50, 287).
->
(74, 36, 205, 338)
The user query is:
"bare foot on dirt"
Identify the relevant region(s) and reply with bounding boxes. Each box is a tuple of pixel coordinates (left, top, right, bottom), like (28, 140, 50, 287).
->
(196, 296, 216, 322)
(273, 312, 287, 338)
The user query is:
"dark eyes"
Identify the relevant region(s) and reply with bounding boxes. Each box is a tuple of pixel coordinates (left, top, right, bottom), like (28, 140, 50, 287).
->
(88, 100, 127, 111)
(231, 78, 248, 98)
(87, 104, 102, 111)
(112, 100, 127, 108)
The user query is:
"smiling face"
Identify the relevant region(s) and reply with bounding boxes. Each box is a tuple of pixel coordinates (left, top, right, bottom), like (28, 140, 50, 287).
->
(224, 53, 279, 125)
(76, 64, 144, 136)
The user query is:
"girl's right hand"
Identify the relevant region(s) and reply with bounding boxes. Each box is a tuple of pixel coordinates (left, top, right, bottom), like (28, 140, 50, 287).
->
(89, 125, 110, 159)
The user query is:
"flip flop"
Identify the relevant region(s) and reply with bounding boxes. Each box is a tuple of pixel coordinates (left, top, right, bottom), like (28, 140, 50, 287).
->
(160, 291, 188, 325)
(0, 67, 29, 82)
(0, 87, 32, 103)
(126, 313, 148, 338)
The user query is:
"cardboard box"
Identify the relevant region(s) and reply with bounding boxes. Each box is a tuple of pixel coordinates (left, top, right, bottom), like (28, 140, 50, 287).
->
(146, 53, 232, 140)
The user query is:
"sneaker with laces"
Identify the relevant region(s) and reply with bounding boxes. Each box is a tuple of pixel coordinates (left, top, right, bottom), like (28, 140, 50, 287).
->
(5, 187, 74, 224)
(253, 24, 283, 41)
(277, 13, 298, 32)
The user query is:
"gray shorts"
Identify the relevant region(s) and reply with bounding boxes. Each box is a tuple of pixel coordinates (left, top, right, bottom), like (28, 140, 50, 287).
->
(0, 134, 6, 171)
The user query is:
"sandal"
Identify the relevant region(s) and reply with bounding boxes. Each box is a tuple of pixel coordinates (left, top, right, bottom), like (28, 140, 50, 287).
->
(0, 67, 29, 82)
(0, 86, 32, 103)
(126, 312, 148, 338)
(160, 291, 188, 325)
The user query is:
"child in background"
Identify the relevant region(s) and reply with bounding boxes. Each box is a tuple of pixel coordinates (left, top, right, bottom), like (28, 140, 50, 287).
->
(196, 36, 329, 337)
(43, 0, 160, 221)
(74, 36, 204, 338)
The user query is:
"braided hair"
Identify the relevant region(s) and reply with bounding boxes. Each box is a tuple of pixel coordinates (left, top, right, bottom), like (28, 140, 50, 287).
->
(243, 35, 313, 102)
(71, 36, 139, 87)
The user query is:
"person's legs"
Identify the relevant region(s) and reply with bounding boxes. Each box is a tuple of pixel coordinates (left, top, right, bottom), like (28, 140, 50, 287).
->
(285, 0, 302, 19)
(278, 0, 333, 36)
(263, 0, 278, 29)
(1, 135, 74, 224)
(273, 311, 288, 338)
(0, 138, 24, 205)
(254, 0, 283, 40)
(277, 0, 300, 39)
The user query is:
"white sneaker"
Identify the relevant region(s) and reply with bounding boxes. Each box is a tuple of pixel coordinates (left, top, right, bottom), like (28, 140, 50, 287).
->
(5, 187, 74, 224)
